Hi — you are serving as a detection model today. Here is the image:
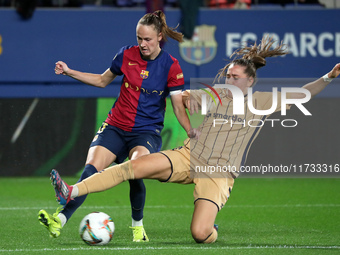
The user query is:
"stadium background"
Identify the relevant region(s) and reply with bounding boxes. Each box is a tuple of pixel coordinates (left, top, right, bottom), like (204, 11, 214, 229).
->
(0, 7, 339, 177)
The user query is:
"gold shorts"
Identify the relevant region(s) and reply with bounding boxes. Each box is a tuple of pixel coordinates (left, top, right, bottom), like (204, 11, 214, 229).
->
(160, 139, 234, 211)
(193, 177, 234, 211)
(160, 139, 192, 184)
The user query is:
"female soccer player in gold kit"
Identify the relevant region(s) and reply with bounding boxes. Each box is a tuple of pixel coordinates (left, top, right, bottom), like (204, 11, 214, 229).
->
(50, 36, 340, 243)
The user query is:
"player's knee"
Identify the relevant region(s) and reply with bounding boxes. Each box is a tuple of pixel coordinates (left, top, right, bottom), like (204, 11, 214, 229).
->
(130, 160, 138, 172)
(191, 225, 212, 243)
(85, 158, 105, 171)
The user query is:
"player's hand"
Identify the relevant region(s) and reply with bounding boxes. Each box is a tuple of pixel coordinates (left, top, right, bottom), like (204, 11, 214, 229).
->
(187, 128, 201, 139)
(328, 63, 340, 79)
(55, 61, 69, 75)
(185, 97, 199, 115)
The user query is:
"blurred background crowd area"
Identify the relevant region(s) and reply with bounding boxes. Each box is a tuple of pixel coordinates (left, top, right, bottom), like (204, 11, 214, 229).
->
(0, 0, 339, 9)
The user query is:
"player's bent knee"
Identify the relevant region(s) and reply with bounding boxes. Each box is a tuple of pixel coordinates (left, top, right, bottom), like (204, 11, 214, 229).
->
(191, 224, 208, 242)
(191, 227, 218, 244)
(203, 228, 218, 243)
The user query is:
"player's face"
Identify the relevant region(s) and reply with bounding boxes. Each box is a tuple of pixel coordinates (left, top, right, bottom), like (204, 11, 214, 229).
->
(226, 64, 254, 96)
(136, 24, 162, 60)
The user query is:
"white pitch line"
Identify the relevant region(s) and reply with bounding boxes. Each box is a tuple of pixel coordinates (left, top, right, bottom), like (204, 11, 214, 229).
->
(1, 245, 340, 253)
(0, 204, 340, 211)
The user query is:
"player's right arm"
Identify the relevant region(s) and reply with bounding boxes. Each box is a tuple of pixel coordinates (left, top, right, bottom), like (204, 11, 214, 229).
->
(287, 63, 340, 99)
(54, 61, 117, 88)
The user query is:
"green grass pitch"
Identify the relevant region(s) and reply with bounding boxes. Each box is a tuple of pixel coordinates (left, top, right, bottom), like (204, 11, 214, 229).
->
(0, 177, 339, 254)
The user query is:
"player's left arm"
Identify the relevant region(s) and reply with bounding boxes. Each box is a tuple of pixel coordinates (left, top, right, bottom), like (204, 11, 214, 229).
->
(288, 63, 340, 99)
(170, 92, 192, 138)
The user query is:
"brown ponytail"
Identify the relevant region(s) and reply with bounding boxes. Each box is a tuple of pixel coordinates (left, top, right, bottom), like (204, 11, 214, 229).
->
(138, 10, 184, 43)
(217, 36, 289, 82)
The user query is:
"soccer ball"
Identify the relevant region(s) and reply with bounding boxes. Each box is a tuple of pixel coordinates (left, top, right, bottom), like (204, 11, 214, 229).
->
(79, 212, 115, 246)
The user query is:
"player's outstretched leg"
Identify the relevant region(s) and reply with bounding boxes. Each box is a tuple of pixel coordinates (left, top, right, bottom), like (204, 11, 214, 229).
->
(50, 169, 73, 206)
(38, 208, 62, 238)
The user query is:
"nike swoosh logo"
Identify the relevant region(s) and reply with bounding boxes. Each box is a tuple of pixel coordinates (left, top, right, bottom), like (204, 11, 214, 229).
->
(147, 141, 153, 148)
(128, 62, 137, 66)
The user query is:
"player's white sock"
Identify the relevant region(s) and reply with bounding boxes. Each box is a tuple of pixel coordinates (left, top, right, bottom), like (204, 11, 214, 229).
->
(58, 213, 67, 227)
(132, 219, 143, 227)
(71, 185, 79, 199)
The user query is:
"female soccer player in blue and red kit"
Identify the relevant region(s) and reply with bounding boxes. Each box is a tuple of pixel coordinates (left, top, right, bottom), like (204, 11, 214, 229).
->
(38, 10, 192, 242)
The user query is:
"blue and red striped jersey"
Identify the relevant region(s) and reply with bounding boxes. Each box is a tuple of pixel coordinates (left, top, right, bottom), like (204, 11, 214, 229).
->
(107, 45, 184, 134)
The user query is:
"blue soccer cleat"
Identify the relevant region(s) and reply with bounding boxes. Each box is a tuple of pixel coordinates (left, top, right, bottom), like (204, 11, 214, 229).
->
(50, 169, 73, 206)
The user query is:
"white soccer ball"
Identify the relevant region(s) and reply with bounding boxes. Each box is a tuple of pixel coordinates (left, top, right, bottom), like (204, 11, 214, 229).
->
(79, 212, 115, 246)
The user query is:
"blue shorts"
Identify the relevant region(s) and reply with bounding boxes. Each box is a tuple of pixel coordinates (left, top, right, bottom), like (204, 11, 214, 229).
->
(90, 122, 162, 164)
